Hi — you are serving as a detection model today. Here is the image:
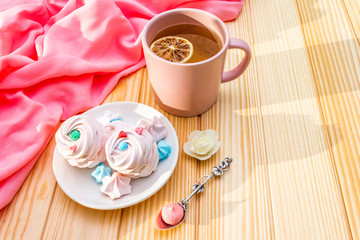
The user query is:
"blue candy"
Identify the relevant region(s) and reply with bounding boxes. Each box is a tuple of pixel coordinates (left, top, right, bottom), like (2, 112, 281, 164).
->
(110, 117, 122, 123)
(91, 163, 112, 183)
(118, 141, 128, 151)
(157, 140, 171, 161)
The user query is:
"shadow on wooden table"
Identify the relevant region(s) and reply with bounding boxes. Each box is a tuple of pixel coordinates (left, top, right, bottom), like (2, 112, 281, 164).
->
(252, 40, 360, 104)
(234, 112, 343, 163)
(250, 0, 325, 43)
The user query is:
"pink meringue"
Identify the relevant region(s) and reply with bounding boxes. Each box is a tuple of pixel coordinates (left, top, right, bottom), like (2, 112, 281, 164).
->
(100, 172, 132, 200)
(161, 203, 185, 226)
(137, 116, 168, 143)
(105, 127, 159, 178)
(55, 114, 105, 168)
(97, 111, 130, 138)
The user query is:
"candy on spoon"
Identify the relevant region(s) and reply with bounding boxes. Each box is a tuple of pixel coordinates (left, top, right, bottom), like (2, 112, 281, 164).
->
(161, 203, 185, 225)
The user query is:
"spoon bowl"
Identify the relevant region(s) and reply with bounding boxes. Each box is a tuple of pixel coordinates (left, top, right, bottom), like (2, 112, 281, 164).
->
(155, 202, 186, 230)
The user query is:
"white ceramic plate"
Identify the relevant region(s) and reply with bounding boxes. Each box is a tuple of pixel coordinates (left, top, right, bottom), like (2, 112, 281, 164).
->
(53, 102, 179, 210)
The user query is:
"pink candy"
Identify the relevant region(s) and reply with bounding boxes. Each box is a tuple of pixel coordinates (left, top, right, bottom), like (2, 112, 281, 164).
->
(161, 203, 185, 226)
(69, 145, 77, 153)
(135, 127, 143, 135)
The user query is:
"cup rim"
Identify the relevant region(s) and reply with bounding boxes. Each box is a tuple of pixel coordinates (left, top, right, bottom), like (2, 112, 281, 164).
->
(141, 8, 230, 66)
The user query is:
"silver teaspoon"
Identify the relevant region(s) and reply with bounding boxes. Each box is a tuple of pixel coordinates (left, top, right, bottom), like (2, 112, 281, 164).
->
(155, 157, 233, 230)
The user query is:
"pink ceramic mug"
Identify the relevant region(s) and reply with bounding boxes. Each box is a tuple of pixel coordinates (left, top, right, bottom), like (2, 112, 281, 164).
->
(142, 8, 251, 117)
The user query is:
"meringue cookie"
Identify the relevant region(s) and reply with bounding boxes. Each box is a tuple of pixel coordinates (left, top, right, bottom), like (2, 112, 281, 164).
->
(97, 111, 122, 125)
(98, 111, 129, 137)
(161, 203, 185, 226)
(157, 140, 171, 161)
(92, 163, 112, 183)
(55, 114, 105, 168)
(183, 129, 220, 160)
(100, 172, 132, 200)
(105, 127, 159, 178)
(137, 117, 168, 143)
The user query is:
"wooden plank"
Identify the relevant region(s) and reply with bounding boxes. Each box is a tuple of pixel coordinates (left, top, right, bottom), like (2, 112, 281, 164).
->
(198, 2, 274, 239)
(115, 68, 200, 239)
(44, 192, 122, 240)
(295, 0, 360, 238)
(248, 0, 352, 239)
(41, 70, 144, 239)
(342, 0, 360, 39)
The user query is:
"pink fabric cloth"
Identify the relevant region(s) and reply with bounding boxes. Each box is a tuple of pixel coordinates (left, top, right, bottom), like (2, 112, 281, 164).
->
(0, 0, 243, 209)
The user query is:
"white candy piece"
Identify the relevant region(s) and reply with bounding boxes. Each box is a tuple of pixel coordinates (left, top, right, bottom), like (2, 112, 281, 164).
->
(55, 115, 105, 168)
(183, 129, 220, 160)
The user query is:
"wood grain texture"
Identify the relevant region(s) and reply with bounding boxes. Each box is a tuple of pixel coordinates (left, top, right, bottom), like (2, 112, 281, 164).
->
(1, 0, 359, 239)
(250, 0, 352, 239)
(296, 0, 360, 238)
(198, 2, 274, 239)
(342, 0, 360, 40)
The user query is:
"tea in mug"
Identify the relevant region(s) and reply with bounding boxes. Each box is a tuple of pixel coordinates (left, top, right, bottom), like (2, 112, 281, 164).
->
(150, 24, 221, 63)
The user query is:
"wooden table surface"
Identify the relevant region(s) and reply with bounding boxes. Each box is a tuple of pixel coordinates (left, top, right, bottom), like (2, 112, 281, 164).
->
(1, 0, 360, 239)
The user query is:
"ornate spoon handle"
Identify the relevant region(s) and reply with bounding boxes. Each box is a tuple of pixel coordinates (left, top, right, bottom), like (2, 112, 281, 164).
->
(179, 157, 233, 208)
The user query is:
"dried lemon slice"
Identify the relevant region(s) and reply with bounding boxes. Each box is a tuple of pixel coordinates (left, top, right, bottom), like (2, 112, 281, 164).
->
(150, 36, 193, 63)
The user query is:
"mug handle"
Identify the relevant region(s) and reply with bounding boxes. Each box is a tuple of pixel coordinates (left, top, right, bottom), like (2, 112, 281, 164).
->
(222, 38, 251, 83)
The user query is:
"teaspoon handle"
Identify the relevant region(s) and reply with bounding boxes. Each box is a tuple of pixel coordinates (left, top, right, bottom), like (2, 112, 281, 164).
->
(180, 173, 214, 206)
(180, 157, 233, 207)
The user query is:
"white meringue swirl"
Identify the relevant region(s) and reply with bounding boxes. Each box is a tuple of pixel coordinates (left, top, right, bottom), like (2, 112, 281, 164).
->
(55, 114, 105, 168)
(105, 127, 159, 178)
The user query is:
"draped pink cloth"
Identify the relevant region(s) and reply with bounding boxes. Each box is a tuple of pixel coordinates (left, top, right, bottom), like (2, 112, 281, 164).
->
(0, 0, 243, 209)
